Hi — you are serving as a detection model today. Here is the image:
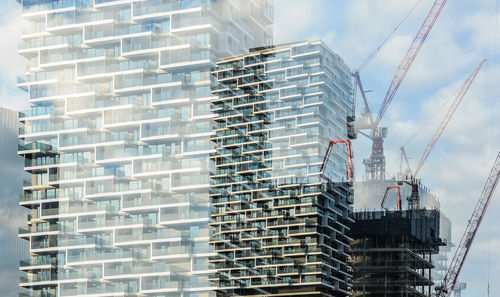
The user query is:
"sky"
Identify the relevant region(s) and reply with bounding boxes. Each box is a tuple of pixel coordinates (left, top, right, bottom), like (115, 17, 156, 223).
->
(0, 0, 498, 296)
(274, 0, 500, 296)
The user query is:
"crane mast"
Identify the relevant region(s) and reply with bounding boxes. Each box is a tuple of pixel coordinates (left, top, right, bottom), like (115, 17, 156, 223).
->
(436, 152, 500, 296)
(414, 59, 486, 176)
(363, 0, 448, 180)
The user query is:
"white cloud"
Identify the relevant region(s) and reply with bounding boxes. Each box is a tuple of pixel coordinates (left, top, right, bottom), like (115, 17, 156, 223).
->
(461, 10, 500, 55)
(274, 1, 500, 296)
(0, 0, 497, 295)
(0, 4, 29, 111)
(0, 9, 26, 79)
(273, 0, 330, 44)
(339, 0, 425, 64)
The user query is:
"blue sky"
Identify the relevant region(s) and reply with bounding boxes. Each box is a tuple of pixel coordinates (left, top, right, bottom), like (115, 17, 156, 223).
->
(0, 1, 26, 111)
(274, 0, 500, 296)
(0, 0, 498, 296)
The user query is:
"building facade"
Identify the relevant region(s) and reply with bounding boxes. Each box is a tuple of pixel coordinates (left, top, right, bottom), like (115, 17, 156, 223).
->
(209, 41, 354, 296)
(16, 0, 272, 296)
(0, 107, 29, 297)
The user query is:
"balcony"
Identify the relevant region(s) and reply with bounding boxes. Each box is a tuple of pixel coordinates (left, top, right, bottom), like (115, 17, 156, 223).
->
(132, 0, 209, 18)
(18, 142, 55, 153)
(19, 273, 57, 284)
(19, 257, 57, 268)
(19, 223, 60, 235)
(151, 245, 190, 258)
(78, 216, 154, 230)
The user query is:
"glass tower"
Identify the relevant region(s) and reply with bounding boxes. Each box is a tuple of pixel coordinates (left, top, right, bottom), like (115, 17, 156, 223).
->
(209, 41, 354, 296)
(0, 107, 29, 297)
(16, 1, 272, 296)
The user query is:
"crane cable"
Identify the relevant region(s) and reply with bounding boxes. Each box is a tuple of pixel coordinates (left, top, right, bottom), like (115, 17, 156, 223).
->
(356, 0, 425, 73)
(401, 86, 459, 150)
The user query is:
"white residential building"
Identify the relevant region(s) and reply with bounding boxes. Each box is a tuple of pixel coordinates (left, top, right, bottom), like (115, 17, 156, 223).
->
(16, 1, 272, 296)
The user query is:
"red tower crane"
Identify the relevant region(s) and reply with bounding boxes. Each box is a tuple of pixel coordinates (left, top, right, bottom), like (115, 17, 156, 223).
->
(356, 0, 448, 180)
(392, 60, 485, 210)
(435, 152, 500, 297)
(414, 59, 486, 176)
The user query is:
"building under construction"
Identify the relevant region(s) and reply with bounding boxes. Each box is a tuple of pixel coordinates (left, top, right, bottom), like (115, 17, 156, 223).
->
(348, 3, 486, 292)
(353, 178, 453, 288)
(349, 209, 443, 297)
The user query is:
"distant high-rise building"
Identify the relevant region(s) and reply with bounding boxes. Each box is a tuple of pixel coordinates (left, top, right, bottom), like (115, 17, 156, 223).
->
(0, 107, 19, 135)
(16, 0, 272, 296)
(0, 107, 28, 297)
(209, 40, 355, 296)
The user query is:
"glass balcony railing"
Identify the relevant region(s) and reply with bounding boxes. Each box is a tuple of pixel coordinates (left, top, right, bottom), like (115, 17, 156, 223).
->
(132, 0, 207, 17)
(123, 195, 185, 209)
(78, 216, 154, 230)
(22, 0, 91, 13)
(114, 230, 182, 243)
(20, 274, 57, 284)
(18, 142, 54, 152)
(19, 223, 61, 234)
(113, 72, 188, 90)
(60, 286, 124, 297)
(141, 280, 180, 291)
(19, 34, 82, 51)
(19, 257, 57, 267)
(151, 246, 190, 257)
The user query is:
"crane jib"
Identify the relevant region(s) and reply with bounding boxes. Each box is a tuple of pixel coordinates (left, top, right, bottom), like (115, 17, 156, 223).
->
(438, 152, 500, 296)
(376, 0, 448, 128)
